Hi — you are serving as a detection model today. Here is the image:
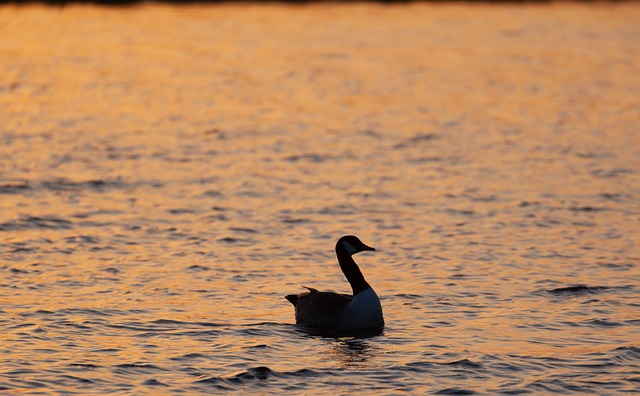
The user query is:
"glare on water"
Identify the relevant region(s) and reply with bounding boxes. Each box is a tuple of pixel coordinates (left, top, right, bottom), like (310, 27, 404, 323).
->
(1, 2, 639, 394)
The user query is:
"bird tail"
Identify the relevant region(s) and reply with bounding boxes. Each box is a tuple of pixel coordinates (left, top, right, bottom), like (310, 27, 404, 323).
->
(285, 295, 298, 306)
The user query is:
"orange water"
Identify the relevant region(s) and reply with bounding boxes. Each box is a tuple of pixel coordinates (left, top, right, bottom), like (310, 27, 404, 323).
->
(1, 2, 639, 393)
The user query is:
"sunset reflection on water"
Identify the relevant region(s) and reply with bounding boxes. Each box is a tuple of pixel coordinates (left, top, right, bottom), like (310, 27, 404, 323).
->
(1, 2, 639, 394)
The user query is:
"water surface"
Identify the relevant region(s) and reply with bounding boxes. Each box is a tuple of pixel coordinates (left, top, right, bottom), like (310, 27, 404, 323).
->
(1, 2, 639, 394)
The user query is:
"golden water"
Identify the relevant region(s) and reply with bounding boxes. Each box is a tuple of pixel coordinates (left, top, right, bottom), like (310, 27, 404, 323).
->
(1, 2, 639, 393)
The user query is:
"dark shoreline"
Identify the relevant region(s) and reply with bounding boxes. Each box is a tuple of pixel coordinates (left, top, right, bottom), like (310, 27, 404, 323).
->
(0, 0, 631, 5)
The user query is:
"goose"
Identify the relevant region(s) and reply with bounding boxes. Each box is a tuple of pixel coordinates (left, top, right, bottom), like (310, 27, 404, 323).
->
(285, 235, 384, 334)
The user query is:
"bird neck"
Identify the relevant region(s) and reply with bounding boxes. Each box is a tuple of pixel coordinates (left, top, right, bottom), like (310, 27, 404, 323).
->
(336, 245, 371, 295)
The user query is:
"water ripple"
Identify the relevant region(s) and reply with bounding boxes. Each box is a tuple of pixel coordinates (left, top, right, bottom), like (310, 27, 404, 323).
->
(1, 3, 638, 395)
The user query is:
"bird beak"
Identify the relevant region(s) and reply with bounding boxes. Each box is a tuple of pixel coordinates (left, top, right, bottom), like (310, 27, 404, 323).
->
(364, 245, 376, 252)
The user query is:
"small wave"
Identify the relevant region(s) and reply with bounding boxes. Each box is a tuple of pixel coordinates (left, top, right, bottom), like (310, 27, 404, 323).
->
(229, 227, 258, 233)
(0, 215, 73, 231)
(67, 363, 100, 371)
(611, 346, 640, 363)
(114, 363, 167, 375)
(285, 153, 337, 163)
(195, 366, 321, 389)
(280, 217, 310, 224)
(243, 344, 272, 350)
(583, 318, 625, 328)
(71, 209, 124, 219)
(590, 168, 633, 178)
(596, 262, 635, 270)
(59, 374, 95, 385)
(217, 237, 253, 245)
(318, 205, 355, 215)
(185, 265, 210, 271)
(405, 358, 484, 374)
(167, 208, 197, 215)
(7, 322, 37, 330)
(393, 293, 423, 299)
(195, 366, 273, 387)
(394, 133, 439, 149)
(60, 308, 132, 317)
(443, 359, 484, 370)
(64, 235, 99, 244)
(0, 181, 30, 194)
(143, 378, 169, 387)
(138, 318, 224, 330)
(524, 378, 596, 393)
(92, 348, 120, 353)
(568, 206, 607, 212)
(201, 189, 223, 198)
(599, 193, 628, 201)
(444, 208, 477, 217)
(408, 155, 444, 164)
(434, 387, 476, 395)
(544, 284, 633, 297)
(170, 353, 209, 362)
(8, 267, 31, 273)
(229, 366, 273, 381)
(19, 309, 58, 317)
(41, 178, 123, 191)
(103, 323, 166, 333)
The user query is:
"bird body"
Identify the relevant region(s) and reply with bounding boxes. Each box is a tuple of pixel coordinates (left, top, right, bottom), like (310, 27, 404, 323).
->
(285, 235, 384, 334)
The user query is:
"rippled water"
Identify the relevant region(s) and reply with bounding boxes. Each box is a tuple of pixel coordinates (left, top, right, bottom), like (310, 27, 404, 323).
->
(1, 2, 639, 394)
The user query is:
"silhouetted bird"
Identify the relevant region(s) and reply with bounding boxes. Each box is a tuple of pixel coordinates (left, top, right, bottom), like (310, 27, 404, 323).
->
(285, 235, 384, 334)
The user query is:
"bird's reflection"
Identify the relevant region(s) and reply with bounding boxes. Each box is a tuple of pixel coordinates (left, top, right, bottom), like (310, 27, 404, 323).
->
(329, 337, 378, 367)
(293, 325, 382, 367)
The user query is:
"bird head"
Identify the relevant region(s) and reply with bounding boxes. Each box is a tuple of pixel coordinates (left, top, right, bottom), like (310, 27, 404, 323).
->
(337, 235, 376, 256)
